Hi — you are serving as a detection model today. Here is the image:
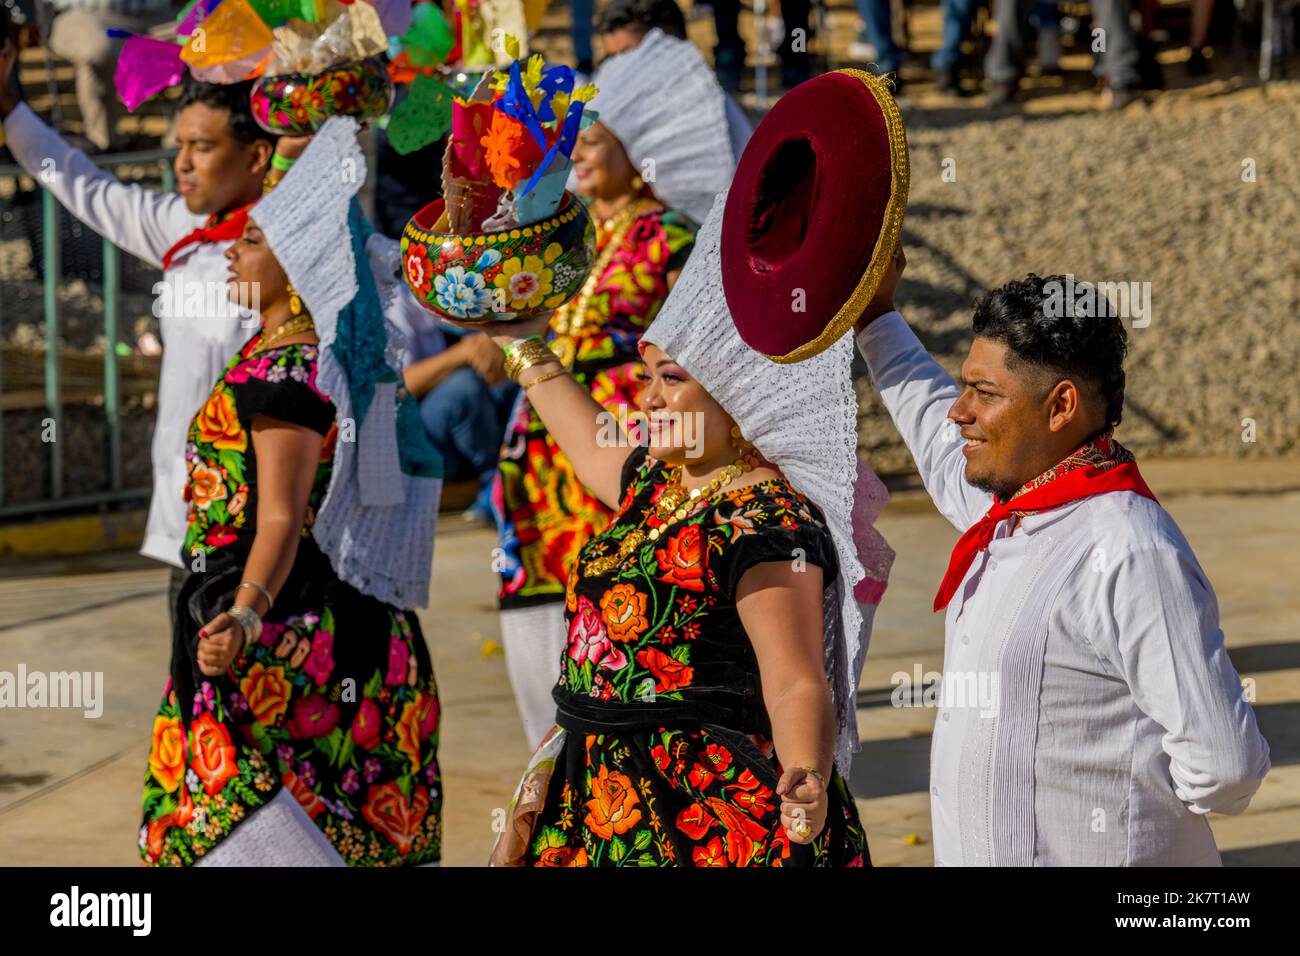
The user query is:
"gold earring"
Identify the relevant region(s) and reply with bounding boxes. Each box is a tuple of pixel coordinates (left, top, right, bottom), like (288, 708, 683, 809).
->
(732, 424, 760, 460)
(631, 174, 644, 192)
(287, 283, 303, 316)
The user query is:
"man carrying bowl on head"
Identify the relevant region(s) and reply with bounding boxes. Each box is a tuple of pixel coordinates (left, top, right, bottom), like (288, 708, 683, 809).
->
(0, 51, 279, 620)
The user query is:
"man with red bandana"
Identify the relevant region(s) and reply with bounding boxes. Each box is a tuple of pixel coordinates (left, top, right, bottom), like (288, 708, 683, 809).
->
(856, 253, 1270, 865)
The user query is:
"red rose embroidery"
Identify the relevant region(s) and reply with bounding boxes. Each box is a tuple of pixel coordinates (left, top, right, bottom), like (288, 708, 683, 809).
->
(655, 524, 705, 592)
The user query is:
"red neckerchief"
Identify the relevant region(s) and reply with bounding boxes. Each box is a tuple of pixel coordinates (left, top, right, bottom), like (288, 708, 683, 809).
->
(933, 429, 1157, 612)
(160, 201, 253, 270)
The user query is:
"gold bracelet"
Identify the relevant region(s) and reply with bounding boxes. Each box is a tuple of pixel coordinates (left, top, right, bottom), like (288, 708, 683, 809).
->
(504, 338, 558, 383)
(502, 337, 547, 377)
(522, 366, 568, 391)
(501, 334, 542, 363)
(506, 345, 554, 381)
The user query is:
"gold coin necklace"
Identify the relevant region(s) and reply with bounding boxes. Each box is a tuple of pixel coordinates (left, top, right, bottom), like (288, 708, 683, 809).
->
(254, 314, 316, 354)
(583, 447, 761, 577)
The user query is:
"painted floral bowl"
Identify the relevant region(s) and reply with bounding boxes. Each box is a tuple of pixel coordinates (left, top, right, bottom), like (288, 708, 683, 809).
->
(401, 191, 596, 325)
(250, 56, 394, 137)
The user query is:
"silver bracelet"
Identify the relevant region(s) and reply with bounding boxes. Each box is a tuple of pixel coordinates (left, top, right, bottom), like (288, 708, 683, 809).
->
(226, 604, 263, 650)
(235, 581, 274, 611)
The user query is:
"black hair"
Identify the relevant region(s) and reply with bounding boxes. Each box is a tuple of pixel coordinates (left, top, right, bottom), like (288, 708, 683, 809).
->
(971, 273, 1128, 427)
(177, 78, 278, 149)
(595, 0, 688, 40)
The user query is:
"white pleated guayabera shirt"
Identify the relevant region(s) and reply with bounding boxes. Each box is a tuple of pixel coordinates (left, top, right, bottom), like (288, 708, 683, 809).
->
(857, 312, 1270, 866)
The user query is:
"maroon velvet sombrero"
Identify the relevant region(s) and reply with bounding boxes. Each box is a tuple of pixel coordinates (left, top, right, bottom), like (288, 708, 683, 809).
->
(722, 69, 909, 363)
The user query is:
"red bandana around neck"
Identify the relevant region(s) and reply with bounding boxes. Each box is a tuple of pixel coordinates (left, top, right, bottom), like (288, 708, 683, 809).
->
(161, 202, 253, 270)
(933, 430, 1157, 612)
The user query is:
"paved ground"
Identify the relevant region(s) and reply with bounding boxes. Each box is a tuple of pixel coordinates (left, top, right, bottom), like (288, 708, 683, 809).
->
(1, 456, 1296, 866)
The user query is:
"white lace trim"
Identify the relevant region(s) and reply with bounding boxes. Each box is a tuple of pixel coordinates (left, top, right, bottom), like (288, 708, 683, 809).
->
(251, 117, 439, 608)
(591, 29, 736, 224)
(643, 190, 888, 774)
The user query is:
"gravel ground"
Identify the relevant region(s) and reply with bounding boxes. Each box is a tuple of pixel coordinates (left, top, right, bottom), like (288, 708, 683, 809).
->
(861, 81, 1300, 474)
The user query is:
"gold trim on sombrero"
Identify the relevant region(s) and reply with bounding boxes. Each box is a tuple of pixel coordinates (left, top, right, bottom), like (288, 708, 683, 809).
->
(765, 69, 910, 364)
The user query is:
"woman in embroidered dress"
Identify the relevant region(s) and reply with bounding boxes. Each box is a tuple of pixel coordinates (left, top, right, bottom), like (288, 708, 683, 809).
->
(484, 189, 897, 867)
(139, 120, 445, 867)
(494, 28, 738, 749)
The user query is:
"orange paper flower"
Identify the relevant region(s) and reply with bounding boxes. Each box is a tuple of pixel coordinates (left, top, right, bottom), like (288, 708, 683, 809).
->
(480, 110, 543, 190)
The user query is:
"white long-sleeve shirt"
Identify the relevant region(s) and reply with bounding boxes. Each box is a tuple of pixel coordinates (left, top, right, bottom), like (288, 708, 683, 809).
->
(4, 102, 250, 567)
(857, 311, 1270, 866)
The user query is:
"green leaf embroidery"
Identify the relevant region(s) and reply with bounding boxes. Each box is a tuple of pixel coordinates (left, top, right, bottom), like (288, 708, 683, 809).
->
(609, 836, 627, 863)
(337, 733, 355, 769)
(320, 727, 344, 763)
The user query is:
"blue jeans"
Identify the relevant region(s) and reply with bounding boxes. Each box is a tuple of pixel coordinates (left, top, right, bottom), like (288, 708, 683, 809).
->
(985, 0, 1139, 85)
(417, 367, 518, 489)
(932, 0, 980, 71)
(856, 0, 902, 74)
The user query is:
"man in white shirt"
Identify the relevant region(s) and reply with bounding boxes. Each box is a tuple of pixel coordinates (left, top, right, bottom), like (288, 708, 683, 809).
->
(855, 249, 1270, 865)
(2, 45, 274, 616)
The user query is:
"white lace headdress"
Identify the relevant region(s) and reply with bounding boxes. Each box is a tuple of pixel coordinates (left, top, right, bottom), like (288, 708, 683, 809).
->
(642, 190, 894, 774)
(252, 116, 443, 609)
(589, 28, 736, 224)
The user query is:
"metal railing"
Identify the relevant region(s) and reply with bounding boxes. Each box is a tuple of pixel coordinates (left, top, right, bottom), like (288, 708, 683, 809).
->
(0, 147, 175, 518)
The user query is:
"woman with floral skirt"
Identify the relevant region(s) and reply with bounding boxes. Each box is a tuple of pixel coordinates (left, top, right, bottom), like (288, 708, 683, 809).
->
(139, 119, 445, 866)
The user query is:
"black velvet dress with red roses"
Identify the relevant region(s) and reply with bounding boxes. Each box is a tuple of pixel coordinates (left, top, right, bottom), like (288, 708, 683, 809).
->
(140, 335, 441, 867)
(524, 447, 869, 866)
